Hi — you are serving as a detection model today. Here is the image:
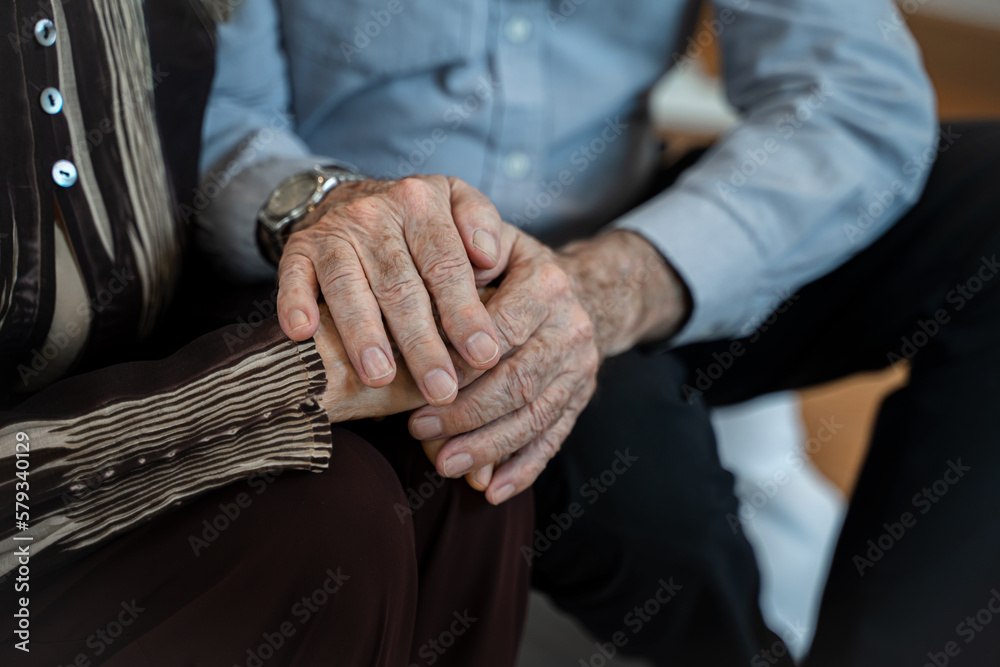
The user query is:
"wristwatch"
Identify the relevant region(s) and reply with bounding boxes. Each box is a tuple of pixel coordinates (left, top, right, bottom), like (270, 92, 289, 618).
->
(256, 164, 369, 265)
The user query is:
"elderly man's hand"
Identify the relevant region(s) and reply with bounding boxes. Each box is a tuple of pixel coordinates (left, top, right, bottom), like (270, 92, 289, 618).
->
(277, 175, 510, 407)
(409, 228, 690, 504)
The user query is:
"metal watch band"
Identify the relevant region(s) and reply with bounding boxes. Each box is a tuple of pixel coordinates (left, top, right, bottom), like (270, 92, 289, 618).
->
(256, 165, 369, 266)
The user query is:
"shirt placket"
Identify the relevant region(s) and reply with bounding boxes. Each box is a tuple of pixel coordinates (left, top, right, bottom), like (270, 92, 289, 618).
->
(488, 1, 548, 223)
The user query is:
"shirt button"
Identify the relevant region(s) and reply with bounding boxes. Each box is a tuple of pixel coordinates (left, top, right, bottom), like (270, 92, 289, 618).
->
(503, 16, 532, 44)
(40, 87, 64, 115)
(502, 151, 532, 180)
(52, 160, 78, 188)
(34, 19, 57, 47)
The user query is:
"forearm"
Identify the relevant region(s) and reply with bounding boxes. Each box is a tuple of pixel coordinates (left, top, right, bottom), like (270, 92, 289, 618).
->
(609, 0, 936, 346)
(0, 318, 332, 574)
(559, 230, 690, 359)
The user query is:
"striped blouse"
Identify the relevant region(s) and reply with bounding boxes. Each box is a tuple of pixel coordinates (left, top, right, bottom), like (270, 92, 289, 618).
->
(0, 0, 333, 576)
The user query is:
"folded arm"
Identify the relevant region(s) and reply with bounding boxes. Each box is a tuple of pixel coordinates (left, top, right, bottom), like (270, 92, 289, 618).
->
(0, 307, 449, 576)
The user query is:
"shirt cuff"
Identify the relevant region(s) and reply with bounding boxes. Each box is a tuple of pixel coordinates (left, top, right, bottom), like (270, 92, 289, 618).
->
(0, 317, 333, 575)
(613, 186, 766, 347)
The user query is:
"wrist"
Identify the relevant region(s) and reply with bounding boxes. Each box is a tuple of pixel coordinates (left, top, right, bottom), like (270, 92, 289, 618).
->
(291, 178, 388, 235)
(257, 166, 373, 264)
(559, 230, 690, 358)
(311, 306, 427, 423)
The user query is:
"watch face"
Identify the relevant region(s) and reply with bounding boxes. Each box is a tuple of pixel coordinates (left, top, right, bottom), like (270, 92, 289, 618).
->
(266, 172, 317, 218)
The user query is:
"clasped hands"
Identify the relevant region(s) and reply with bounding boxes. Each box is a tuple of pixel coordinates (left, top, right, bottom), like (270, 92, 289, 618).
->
(278, 175, 686, 504)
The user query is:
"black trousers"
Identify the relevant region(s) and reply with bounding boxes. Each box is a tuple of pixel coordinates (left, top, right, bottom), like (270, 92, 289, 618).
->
(532, 122, 1000, 666)
(0, 419, 533, 666)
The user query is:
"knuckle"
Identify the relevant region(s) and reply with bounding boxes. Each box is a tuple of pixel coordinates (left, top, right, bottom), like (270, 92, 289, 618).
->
(313, 236, 357, 271)
(370, 236, 410, 272)
(394, 177, 434, 210)
(391, 321, 439, 355)
(378, 275, 424, 308)
(552, 378, 577, 407)
(489, 437, 512, 463)
(279, 256, 313, 284)
(521, 458, 546, 484)
(542, 432, 565, 459)
(420, 173, 450, 192)
(492, 425, 529, 462)
(537, 261, 572, 297)
(448, 396, 491, 435)
(369, 250, 423, 307)
(566, 311, 596, 349)
(333, 311, 380, 345)
(505, 360, 538, 405)
(423, 254, 473, 288)
(317, 234, 355, 258)
(316, 255, 366, 298)
(494, 302, 531, 349)
(440, 303, 486, 336)
(523, 398, 556, 437)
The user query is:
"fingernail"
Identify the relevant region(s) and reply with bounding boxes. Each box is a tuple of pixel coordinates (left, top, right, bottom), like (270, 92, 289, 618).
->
(410, 415, 442, 440)
(361, 347, 394, 381)
(472, 229, 498, 263)
(423, 368, 457, 403)
(444, 453, 474, 478)
(289, 309, 309, 331)
(465, 331, 499, 365)
(492, 484, 516, 504)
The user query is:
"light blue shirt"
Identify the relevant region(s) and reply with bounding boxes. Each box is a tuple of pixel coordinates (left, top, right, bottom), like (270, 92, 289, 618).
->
(198, 0, 937, 346)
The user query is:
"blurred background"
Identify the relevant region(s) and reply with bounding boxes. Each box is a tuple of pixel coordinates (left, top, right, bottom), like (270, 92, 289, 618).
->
(518, 1, 1000, 664)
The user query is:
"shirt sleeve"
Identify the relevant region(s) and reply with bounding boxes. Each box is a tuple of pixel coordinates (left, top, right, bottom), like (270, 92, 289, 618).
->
(613, 0, 938, 345)
(0, 317, 332, 575)
(197, 0, 352, 282)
